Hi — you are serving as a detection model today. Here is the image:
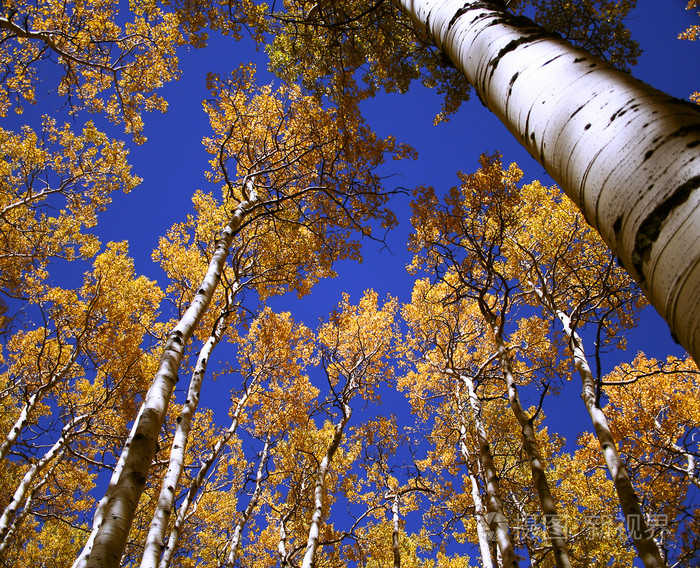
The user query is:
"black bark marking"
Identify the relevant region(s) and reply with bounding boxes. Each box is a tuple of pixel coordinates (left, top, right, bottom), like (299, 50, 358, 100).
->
(574, 57, 586, 63)
(488, 31, 555, 77)
(632, 175, 700, 283)
(584, 123, 591, 130)
(570, 103, 586, 119)
(447, 4, 470, 30)
(644, 149, 655, 162)
(613, 216, 623, 236)
(132, 471, 147, 487)
(687, 140, 700, 149)
(509, 71, 519, 87)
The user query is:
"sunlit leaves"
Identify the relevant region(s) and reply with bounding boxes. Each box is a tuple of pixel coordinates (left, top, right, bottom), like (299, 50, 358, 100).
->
(0, 119, 140, 316)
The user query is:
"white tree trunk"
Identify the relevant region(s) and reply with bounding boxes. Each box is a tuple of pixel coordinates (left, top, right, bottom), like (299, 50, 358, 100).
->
(225, 436, 270, 567)
(85, 184, 258, 568)
(531, 284, 664, 568)
(395, 0, 700, 363)
(158, 381, 255, 568)
(458, 427, 494, 568)
(0, 415, 87, 548)
(488, 321, 571, 568)
(300, 404, 350, 568)
(0, 343, 81, 462)
(140, 283, 239, 568)
(391, 493, 401, 568)
(461, 373, 518, 568)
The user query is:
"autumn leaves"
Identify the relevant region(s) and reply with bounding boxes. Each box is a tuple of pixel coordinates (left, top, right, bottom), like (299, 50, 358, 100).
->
(1, 0, 698, 567)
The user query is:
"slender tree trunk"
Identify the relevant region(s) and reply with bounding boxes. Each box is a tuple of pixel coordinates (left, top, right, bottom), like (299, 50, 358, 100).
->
(158, 381, 256, 568)
(140, 284, 239, 568)
(653, 417, 700, 489)
(395, 0, 700, 363)
(461, 373, 519, 568)
(457, 420, 494, 568)
(0, 343, 81, 462)
(278, 511, 291, 568)
(300, 402, 351, 568)
(391, 493, 401, 568)
(225, 436, 271, 567)
(85, 184, 258, 568)
(0, 449, 63, 555)
(0, 415, 87, 548)
(532, 284, 665, 568)
(487, 320, 572, 568)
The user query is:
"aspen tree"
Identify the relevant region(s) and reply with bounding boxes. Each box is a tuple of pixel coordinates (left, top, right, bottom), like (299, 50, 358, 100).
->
(402, 279, 519, 567)
(81, 64, 400, 567)
(409, 155, 572, 567)
(504, 178, 664, 567)
(300, 291, 398, 568)
(264, 0, 700, 362)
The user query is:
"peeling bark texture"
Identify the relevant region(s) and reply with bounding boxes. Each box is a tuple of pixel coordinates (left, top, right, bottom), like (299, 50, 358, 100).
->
(396, 0, 700, 362)
(85, 190, 258, 568)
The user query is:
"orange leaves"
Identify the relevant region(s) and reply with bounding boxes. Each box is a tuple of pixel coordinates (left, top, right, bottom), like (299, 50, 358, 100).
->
(0, 119, 140, 314)
(0, 0, 185, 141)
(318, 290, 398, 400)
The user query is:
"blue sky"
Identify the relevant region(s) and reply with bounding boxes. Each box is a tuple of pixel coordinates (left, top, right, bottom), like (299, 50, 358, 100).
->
(76, 0, 697, 442)
(4, 0, 698, 564)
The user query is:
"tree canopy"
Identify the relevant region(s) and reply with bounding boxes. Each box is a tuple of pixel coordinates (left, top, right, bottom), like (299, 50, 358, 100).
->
(0, 1, 697, 567)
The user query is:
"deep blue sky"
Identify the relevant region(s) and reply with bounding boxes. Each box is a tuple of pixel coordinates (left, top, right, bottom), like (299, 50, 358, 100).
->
(6, 1, 697, 563)
(80, 0, 699, 440)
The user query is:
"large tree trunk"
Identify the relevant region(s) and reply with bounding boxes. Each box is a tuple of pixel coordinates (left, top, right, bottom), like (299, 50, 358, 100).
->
(140, 290, 237, 568)
(395, 0, 700, 363)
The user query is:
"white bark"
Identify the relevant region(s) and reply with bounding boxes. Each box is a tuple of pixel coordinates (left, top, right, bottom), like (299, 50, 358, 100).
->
(140, 283, 239, 568)
(391, 493, 401, 568)
(488, 321, 571, 568)
(396, 0, 700, 362)
(0, 415, 87, 548)
(461, 373, 518, 568)
(0, 342, 81, 463)
(86, 183, 258, 568)
(225, 436, 270, 567)
(74, 404, 146, 568)
(532, 284, 664, 567)
(158, 381, 255, 568)
(653, 417, 700, 490)
(300, 403, 350, 568)
(458, 429, 494, 568)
